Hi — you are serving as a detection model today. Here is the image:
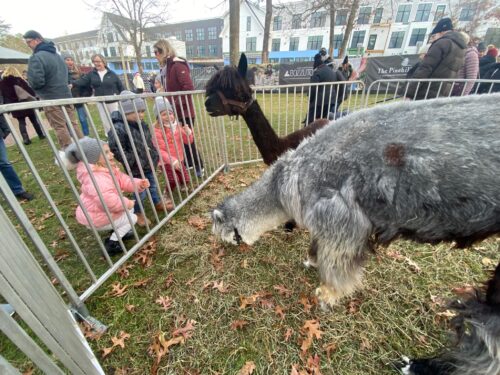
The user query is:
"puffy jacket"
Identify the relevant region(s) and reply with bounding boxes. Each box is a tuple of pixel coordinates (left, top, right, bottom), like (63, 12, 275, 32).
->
(0, 75, 38, 119)
(477, 63, 500, 93)
(153, 123, 193, 166)
(451, 46, 479, 96)
(406, 31, 467, 99)
(160, 57, 196, 120)
(73, 68, 124, 100)
(479, 55, 496, 78)
(108, 112, 159, 176)
(308, 65, 347, 122)
(75, 162, 142, 227)
(27, 41, 72, 99)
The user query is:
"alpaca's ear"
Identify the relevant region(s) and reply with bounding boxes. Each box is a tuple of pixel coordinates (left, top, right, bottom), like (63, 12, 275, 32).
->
(212, 209, 225, 224)
(238, 53, 248, 78)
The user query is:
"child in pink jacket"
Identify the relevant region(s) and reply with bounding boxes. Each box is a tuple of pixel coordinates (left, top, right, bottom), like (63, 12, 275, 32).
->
(65, 137, 150, 256)
(153, 97, 194, 193)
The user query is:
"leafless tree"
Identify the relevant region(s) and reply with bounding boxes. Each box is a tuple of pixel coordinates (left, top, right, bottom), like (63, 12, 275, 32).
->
(229, 0, 240, 65)
(0, 19, 11, 37)
(338, 0, 359, 58)
(92, 0, 169, 73)
(261, 0, 273, 64)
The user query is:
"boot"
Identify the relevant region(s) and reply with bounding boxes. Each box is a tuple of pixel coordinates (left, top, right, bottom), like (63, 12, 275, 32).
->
(136, 213, 151, 227)
(104, 238, 123, 256)
(22, 134, 31, 145)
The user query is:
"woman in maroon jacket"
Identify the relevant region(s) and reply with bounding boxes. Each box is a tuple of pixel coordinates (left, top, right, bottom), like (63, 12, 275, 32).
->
(0, 67, 45, 144)
(153, 39, 204, 178)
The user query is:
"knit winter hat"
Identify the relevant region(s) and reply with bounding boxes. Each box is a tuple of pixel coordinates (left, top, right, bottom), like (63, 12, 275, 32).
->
(65, 137, 105, 165)
(23, 30, 43, 40)
(477, 42, 486, 52)
(119, 90, 146, 114)
(153, 96, 173, 118)
(61, 51, 73, 60)
(313, 53, 323, 69)
(431, 18, 453, 35)
(486, 47, 498, 57)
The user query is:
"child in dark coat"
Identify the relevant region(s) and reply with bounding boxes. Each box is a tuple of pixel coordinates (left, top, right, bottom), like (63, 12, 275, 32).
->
(107, 91, 165, 227)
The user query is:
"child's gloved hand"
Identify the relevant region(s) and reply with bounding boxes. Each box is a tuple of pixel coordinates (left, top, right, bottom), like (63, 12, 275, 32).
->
(172, 160, 181, 171)
(139, 179, 150, 190)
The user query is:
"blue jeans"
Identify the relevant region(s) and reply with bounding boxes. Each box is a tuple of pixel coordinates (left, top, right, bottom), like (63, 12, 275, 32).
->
(134, 170, 160, 213)
(0, 138, 25, 195)
(76, 105, 89, 136)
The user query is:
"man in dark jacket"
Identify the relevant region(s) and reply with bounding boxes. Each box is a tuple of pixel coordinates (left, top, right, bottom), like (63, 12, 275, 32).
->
(24, 30, 82, 149)
(405, 18, 467, 100)
(306, 53, 347, 125)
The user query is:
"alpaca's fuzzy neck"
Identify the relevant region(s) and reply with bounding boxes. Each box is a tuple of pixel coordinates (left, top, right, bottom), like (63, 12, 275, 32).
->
(241, 101, 287, 165)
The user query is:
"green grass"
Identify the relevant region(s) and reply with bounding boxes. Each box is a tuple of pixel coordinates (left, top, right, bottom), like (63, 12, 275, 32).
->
(0, 94, 497, 374)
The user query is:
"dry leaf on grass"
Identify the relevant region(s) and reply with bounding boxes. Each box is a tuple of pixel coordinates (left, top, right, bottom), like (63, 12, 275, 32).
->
(132, 277, 152, 288)
(284, 328, 293, 342)
(22, 368, 34, 375)
(238, 361, 256, 375)
(125, 304, 136, 312)
(187, 215, 209, 230)
(155, 296, 173, 311)
(300, 335, 313, 354)
(274, 305, 285, 319)
(404, 257, 421, 273)
(78, 321, 104, 341)
(274, 285, 293, 298)
(108, 282, 128, 297)
(172, 319, 196, 339)
(305, 354, 322, 374)
(209, 248, 225, 272)
(346, 298, 361, 314)
(359, 337, 372, 351)
(230, 320, 249, 330)
(54, 249, 70, 262)
(117, 264, 134, 279)
(164, 273, 175, 288)
(102, 331, 130, 358)
(149, 332, 185, 374)
(451, 285, 476, 298)
(298, 295, 314, 313)
(239, 291, 271, 309)
(212, 280, 229, 293)
(323, 342, 337, 359)
(302, 320, 322, 340)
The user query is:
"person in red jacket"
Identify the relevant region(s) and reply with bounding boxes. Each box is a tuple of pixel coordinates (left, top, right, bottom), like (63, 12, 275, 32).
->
(153, 39, 204, 178)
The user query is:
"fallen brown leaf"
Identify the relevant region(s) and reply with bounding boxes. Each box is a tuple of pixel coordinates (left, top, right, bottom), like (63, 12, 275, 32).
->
(156, 296, 173, 311)
(117, 264, 134, 279)
(187, 215, 208, 230)
(237, 361, 255, 375)
(125, 304, 136, 312)
(230, 320, 249, 330)
(111, 331, 130, 349)
(108, 282, 128, 297)
(284, 328, 293, 342)
(172, 319, 196, 339)
(302, 320, 322, 340)
(274, 305, 285, 319)
(164, 273, 175, 288)
(132, 277, 152, 288)
(274, 284, 293, 298)
(323, 342, 337, 359)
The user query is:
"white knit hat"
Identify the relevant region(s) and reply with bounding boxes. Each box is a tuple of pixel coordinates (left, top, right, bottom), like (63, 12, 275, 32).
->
(153, 96, 173, 118)
(65, 137, 105, 166)
(119, 90, 146, 114)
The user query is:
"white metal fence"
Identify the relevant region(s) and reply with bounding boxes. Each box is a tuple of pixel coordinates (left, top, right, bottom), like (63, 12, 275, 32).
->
(0, 79, 497, 373)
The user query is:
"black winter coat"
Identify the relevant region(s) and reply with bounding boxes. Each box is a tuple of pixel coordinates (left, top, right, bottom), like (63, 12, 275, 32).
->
(477, 63, 500, 93)
(73, 68, 124, 101)
(107, 112, 159, 176)
(406, 31, 467, 100)
(0, 76, 38, 119)
(478, 55, 496, 78)
(308, 65, 347, 122)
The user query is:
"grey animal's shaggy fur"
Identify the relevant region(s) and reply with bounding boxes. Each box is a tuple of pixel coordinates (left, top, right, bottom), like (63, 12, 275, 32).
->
(399, 262, 500, 375)
(212, 93, 500, 307)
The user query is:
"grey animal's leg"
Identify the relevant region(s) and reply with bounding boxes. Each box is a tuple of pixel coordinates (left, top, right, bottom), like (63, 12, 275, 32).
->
(304, 190, 372, 307)
(303, 238, 318, 268)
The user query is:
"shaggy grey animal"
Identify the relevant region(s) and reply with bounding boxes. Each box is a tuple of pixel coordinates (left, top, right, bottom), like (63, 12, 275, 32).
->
(212, 93, 500, 306)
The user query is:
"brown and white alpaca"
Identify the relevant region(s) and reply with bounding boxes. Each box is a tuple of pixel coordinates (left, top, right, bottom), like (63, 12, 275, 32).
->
(204, 53, 329, 166)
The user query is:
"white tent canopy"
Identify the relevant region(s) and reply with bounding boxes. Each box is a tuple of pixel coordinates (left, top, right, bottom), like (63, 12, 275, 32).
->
(0, 46, 30, 64)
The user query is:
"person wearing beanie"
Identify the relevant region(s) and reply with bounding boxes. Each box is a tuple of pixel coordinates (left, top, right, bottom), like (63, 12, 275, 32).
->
(153, 97, 193, 198)
(23, 29, 83, 149)
(65, 137, 150, 255)
(71, 53, 124, 133)
(406, 17, 467, 100)
(107, 91, 165, 227)
(64, 53, 92, 136)
(477, 42, 487, 57)
(479, 46, 498, 78)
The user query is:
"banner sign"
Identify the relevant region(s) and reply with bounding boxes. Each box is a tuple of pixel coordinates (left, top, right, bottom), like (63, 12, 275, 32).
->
(363, 54, 420, 87)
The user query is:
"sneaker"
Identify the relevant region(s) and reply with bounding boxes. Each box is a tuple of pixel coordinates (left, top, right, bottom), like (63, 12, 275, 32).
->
(23, 139, 32, 145)
(15, 191, 34, 201)
(104, 238, 123, 256)
(0, 304, 15, 317)
(136, 213, 151, 227)
(195, 168, 205, 178)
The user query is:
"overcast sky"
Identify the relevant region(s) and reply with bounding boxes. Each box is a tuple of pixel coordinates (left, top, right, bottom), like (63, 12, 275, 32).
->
(4, 0, 227, 38)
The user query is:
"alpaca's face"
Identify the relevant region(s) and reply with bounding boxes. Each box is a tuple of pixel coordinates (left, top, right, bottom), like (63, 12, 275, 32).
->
(205, 67, 253, 117)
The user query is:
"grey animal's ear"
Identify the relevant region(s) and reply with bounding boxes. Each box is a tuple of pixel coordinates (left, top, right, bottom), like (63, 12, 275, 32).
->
(238, 53, 248, 78)
(212, 209, 225, 224)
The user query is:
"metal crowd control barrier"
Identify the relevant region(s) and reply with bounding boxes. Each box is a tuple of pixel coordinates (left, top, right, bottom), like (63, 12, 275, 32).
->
(0, 79, 497, 372)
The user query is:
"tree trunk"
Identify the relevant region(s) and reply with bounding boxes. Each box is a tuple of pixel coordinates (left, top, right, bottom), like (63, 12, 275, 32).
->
(339, 0, 359, 59)
(229, 0, 240, 66)
(134, 45, 143, 74)
(328, 0, 336, 57)
(262, 0, 272, 64)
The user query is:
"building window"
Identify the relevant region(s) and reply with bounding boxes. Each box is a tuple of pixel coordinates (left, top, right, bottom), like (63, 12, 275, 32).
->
(292, 14, 301, 29)
(102, 47, 108, 57)
(113, 62, 123, 70)
(415, 4, 432, 22)
(186, 45, 194, 57)
(185, 29, 193, 41)
(396, 4, 412, 23)
(409, 28, 427, 46)
(246, 37, 256, 52)
(208, 27, 217, 40)
(459, 3, 476, 21)
(145, 62, 152, 70)
(310, 12, 326, 28)
(434, 5, 446, 21)
(196, 28, 205, 41)
(350, 31, 366, 48)
(373, 8, 383, 23)
(197, 45, 205, 56)
(357, 7, 371, 24)
(307, 35, 323, 50)
(367, 34, 377, 50)
(273, 16, 282, 30)
(152, 62, 160, 69)
(175, 31, 182, 40)
(247, 16, 251, 31)
(289, 37, 299, 51)
(336, 10, 348, 25)
(333, 34, 343, 49)
(145, 45, 151, 57)
(208, 45, 218, 56)
(271, 38, 281, 51)
(107, 32, 114, 43)
(388, 31, 405, 48)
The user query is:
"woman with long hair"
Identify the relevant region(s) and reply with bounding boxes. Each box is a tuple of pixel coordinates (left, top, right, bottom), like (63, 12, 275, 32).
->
(0, 67, 45, 144)
(72, 54, 124, 133)
(153, 39, 204, 178)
